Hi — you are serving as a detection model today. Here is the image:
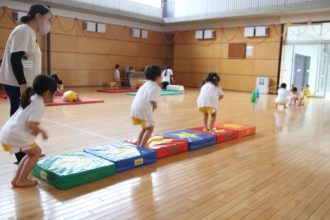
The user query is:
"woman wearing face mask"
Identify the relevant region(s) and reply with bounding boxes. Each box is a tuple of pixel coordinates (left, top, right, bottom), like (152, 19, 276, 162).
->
(0, 4, 52, 164)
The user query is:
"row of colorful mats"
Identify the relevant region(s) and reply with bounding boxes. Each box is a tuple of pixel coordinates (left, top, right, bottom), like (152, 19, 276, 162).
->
(32, 123, 256, 190)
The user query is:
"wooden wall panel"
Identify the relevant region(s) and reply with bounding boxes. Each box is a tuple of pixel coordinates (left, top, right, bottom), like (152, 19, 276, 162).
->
(191, 59, 220, 73)
(173, 59, 192, 72)
(0, 8, 173, 86)
(255, 60, 278, 76)
(254, 42, 280, 59)
(173, 25, 281, 92)
(51, 34, 77, 52)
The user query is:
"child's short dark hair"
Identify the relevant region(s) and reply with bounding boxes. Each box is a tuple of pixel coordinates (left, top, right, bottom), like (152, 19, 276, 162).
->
(115, 64, 120, 69)
(202, 72, 220, 87)
(20, 75, 57, 109)
(145, 64, 161, 81)
(292, 87, 298, 92)
(280, 83, 287, 89)
(305, 84, 309, 87)
(51, 74, 63, 85)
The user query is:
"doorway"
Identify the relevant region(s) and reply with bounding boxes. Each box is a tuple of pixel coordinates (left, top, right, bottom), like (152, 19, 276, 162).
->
(293, 54, 311, 91)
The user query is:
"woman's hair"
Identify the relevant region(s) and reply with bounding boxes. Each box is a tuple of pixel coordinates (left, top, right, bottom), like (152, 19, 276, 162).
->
(51, 74, 63, 85)
(202, 72, 220, 87)
(145, 64, 161, 81)
(280, 83, 287, 89)
(164, 65, 171, 77)
(115, 64, 120, 69)
(20, 4, 51, 24)
(20, 75, 57, 109)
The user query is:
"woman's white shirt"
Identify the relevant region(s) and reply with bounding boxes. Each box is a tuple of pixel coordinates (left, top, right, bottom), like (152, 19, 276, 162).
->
(0, 24, 41, 87)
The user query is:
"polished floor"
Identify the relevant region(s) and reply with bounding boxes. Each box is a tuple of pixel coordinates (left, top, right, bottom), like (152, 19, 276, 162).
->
(0, 88, 330, 219)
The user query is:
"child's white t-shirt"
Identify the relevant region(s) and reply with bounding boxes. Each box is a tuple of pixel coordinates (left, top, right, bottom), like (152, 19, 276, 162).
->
(0, 95, 45, 148)
(275, 88, 290, 103)
(0, 24, 41, 87)
(197, 82, 224, 111)
(161, 69, 173, 83)
(131, 81, 161, 126)
(114, 69, 120, 81)
(292, 91, 302, 99)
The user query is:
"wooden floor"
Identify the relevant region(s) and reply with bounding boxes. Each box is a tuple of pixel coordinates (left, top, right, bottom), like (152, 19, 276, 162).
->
(1, 88, 330, 220)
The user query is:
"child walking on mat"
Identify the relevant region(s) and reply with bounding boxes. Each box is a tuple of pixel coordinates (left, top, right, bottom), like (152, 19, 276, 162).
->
(0, 75, 57, 187)
(131, 64, 161, 147)
(197, 72, 224, 132)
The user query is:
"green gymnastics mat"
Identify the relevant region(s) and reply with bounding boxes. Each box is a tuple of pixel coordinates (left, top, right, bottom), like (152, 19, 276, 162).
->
(32, 152, 115, 190)
(128, 90, 184, 96)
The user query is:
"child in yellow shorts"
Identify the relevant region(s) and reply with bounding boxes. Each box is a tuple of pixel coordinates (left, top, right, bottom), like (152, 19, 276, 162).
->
(130, 65, 161, 147)
(0, 75, 57, 187)
(197, 73, 224, 132)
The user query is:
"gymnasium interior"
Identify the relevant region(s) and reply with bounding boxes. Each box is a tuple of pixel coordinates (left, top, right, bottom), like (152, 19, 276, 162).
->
(1, 0, 330, 219)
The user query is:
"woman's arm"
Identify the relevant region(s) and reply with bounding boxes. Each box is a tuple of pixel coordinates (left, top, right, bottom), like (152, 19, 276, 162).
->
(10, 51, 27, 85)
(10, 51, 27, 94)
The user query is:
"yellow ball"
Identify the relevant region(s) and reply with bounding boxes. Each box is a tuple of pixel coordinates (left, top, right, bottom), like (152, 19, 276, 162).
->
(62, 91, 78, 102)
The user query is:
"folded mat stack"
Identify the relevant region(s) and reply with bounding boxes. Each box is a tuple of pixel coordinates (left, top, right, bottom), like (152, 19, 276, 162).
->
(97, 88, 138, 93)
(189, 126, 238, 143)
(127, 136, 188, 159)
(161, 129, 216, 151)
(32, 152, 115, 190)
(128, 90, 184, 96)
(33, 123, 256, 190)
(84, 141, 157, 172)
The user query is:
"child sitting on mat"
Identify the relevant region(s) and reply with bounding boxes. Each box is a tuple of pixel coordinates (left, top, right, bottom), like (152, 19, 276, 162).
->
(131, 64, 161, 147)
(197, 72, 224, 132)
(0, 75, 57, 187)
(275, 83, 290, 108)
(290, 87, 304, 106)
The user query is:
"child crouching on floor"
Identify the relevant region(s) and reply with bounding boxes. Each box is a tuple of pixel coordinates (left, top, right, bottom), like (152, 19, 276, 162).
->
(0, 75, 57, 187)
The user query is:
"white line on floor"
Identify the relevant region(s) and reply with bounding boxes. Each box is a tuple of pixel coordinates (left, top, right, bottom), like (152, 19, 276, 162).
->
(43, 118, 118, 142)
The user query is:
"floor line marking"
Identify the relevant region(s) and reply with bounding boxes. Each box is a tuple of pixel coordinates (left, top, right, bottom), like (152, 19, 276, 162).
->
(43, 118, 118, 142)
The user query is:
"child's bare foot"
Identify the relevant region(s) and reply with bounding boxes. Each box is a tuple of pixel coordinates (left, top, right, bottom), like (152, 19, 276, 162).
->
(11, 179, 17, 187)
(15, 179, 38, 187)
(203, 127, 209, 132)
(210, 128, 217, 133)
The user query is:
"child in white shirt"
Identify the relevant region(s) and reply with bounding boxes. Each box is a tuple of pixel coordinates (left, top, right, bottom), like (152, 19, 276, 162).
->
(114, 64, 121, 86)
(0, 75, 57, 187)
(290, 87, 304, 106)
(275, 83, 290, 108)
(131, 65, 161, 147)
(161, 65, 174, 90)
(197, 72, 224, 132)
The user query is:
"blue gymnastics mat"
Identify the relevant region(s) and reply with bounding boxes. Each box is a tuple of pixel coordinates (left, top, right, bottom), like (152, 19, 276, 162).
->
(161, 129, 216, 151)
(84, 141, 157, 172)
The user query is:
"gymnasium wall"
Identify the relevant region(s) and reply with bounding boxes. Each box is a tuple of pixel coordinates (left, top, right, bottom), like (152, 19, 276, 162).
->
(0, 7, 173, 86)
(173, 26, 282, 92)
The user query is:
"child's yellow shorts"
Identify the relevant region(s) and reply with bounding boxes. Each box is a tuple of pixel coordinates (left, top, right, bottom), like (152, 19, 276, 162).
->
(131, 117, 146, 128)
(2, 143, 38, 154)
(199, 107, 215, 114)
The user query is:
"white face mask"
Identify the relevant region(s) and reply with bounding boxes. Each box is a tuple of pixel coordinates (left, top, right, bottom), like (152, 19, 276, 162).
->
(39, 16, 51, 35)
